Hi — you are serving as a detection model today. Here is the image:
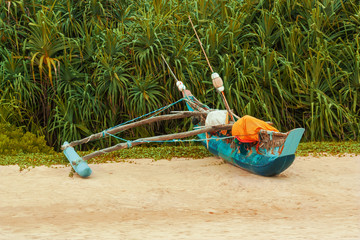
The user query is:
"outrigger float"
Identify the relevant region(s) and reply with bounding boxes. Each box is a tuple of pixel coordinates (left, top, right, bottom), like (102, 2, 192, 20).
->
(61, 17, 304, 178)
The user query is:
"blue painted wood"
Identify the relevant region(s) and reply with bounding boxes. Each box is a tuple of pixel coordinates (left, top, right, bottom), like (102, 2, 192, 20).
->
(63, 141, 92, 178)
(185, 96, 305, 176)
(279, 128, 305, 156)
(197, 128, 304, 176)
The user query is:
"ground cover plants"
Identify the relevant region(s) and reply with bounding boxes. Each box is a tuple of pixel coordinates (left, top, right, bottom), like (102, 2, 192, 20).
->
(0, 142, 359, 172)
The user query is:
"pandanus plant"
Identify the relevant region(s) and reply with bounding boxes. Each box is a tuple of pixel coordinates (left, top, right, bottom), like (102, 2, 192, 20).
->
(0, 0, 358, 150)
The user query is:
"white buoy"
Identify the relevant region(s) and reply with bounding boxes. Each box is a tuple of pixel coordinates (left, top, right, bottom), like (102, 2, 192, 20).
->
(211, 72, 224, 92)
(176, 81, 186, 91)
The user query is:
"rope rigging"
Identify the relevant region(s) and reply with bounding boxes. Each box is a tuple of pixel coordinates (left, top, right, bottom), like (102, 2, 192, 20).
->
(101, 97, 235, 146)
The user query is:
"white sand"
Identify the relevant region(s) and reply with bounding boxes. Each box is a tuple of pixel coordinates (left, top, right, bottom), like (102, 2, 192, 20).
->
(0, 155, 359, 240)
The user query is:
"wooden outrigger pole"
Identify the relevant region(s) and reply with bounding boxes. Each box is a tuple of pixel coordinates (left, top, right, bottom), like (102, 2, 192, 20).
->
(188, 15, 236, 121)
(62, 109, 222, 177)
(61, 59, 230, 178)
(61, 111, 208, 150)
(161, 54, 208, 113)
(82, 124, 232, 160)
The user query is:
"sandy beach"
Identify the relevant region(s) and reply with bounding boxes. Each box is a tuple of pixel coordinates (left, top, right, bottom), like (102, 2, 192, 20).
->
(0, 155, 359, 240)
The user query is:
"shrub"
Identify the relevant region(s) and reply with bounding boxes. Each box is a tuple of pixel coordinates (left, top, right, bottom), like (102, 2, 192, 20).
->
(0, 123, 54, 155)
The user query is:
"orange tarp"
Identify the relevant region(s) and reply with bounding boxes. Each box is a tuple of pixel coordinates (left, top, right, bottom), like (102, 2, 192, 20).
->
(231, 115, 279, 142)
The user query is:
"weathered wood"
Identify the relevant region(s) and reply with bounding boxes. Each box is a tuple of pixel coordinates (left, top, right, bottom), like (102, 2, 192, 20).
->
(182, 90, 210, 112)
(82, 124, 233, 161)
(61, 112, 208, 150)
(170, 110, 211, 114)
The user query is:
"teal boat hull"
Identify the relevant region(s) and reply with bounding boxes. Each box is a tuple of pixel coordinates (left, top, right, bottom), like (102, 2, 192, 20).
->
(198, 128, 304, 176)
(184, 94, 304, 176)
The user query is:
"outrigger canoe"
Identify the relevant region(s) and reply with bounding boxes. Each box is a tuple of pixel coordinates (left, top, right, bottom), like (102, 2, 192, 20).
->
(61, 87, 304, 178)
(61, 62, 304, 178)
(62, 17, 304, 177)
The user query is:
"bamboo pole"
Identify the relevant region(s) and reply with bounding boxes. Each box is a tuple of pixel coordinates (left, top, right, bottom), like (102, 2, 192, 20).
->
(161, 54, 180, 82)
(160, 54, 205, 112)
(170, 110, 212, 114)
(61, 111, 208, 150)
(160, 54, 210, 114)
(82, 124, 233, 161)
(188, 16, 213, 72)
(188, 15, 235, 121)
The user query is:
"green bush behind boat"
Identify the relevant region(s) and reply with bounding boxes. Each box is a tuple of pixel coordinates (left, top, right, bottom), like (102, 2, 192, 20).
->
(0, 0, 359, 151)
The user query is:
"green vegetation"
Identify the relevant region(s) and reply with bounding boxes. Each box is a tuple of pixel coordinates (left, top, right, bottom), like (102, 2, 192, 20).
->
(0, 142, 358, 171)
(297, 141, 360, 157)
(0, 123, 54, 155)
(0, 0, 359, 151)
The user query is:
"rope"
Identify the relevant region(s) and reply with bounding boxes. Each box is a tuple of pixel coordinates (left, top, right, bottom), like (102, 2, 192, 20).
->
(99, 98, 187, 141)
(108, 98, 186, 131)
(97, 95, 238, 146)
(104, 132, 129, 142)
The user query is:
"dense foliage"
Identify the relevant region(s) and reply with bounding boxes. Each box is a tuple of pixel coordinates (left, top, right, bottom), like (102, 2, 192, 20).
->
(0, 0, 359, 150)
(0, 123, 54, 154)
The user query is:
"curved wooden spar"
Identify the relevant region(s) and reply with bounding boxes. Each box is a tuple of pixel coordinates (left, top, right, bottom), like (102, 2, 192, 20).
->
(61, 111, 208, 150)
(161, 54, 180, 82)
(188, 15, 234, 121)
(161, 55, 205, 113)
(82, 124, 233, 161)
(188, 15, 213, 72)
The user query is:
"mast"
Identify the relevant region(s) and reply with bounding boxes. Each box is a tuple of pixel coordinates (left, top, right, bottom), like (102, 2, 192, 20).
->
(188, 16, 235, 121)
(161, 54, 206, 113)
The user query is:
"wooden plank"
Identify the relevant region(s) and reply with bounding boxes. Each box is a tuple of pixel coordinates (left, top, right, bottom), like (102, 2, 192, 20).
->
(61, 111, 208, 150)
(82, 124, 233, 160)
(170, 110, 211, 114)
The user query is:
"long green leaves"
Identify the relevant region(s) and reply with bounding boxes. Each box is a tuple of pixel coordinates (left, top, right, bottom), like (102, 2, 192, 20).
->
(0, 0, 359, 150)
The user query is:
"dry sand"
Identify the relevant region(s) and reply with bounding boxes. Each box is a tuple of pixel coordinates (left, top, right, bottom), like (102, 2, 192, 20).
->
(0, 155, 359, 240)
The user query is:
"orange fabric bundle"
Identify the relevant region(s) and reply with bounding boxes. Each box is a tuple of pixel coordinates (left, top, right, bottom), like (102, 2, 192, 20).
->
(231, 115, 279, 142)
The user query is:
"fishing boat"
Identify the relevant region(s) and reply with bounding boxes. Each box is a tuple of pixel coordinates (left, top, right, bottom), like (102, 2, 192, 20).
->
(179, 88, 304, 177)
(61, 78, 304, 178)
(61, 59, 304, 178)
(61, 17, 304, 178)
